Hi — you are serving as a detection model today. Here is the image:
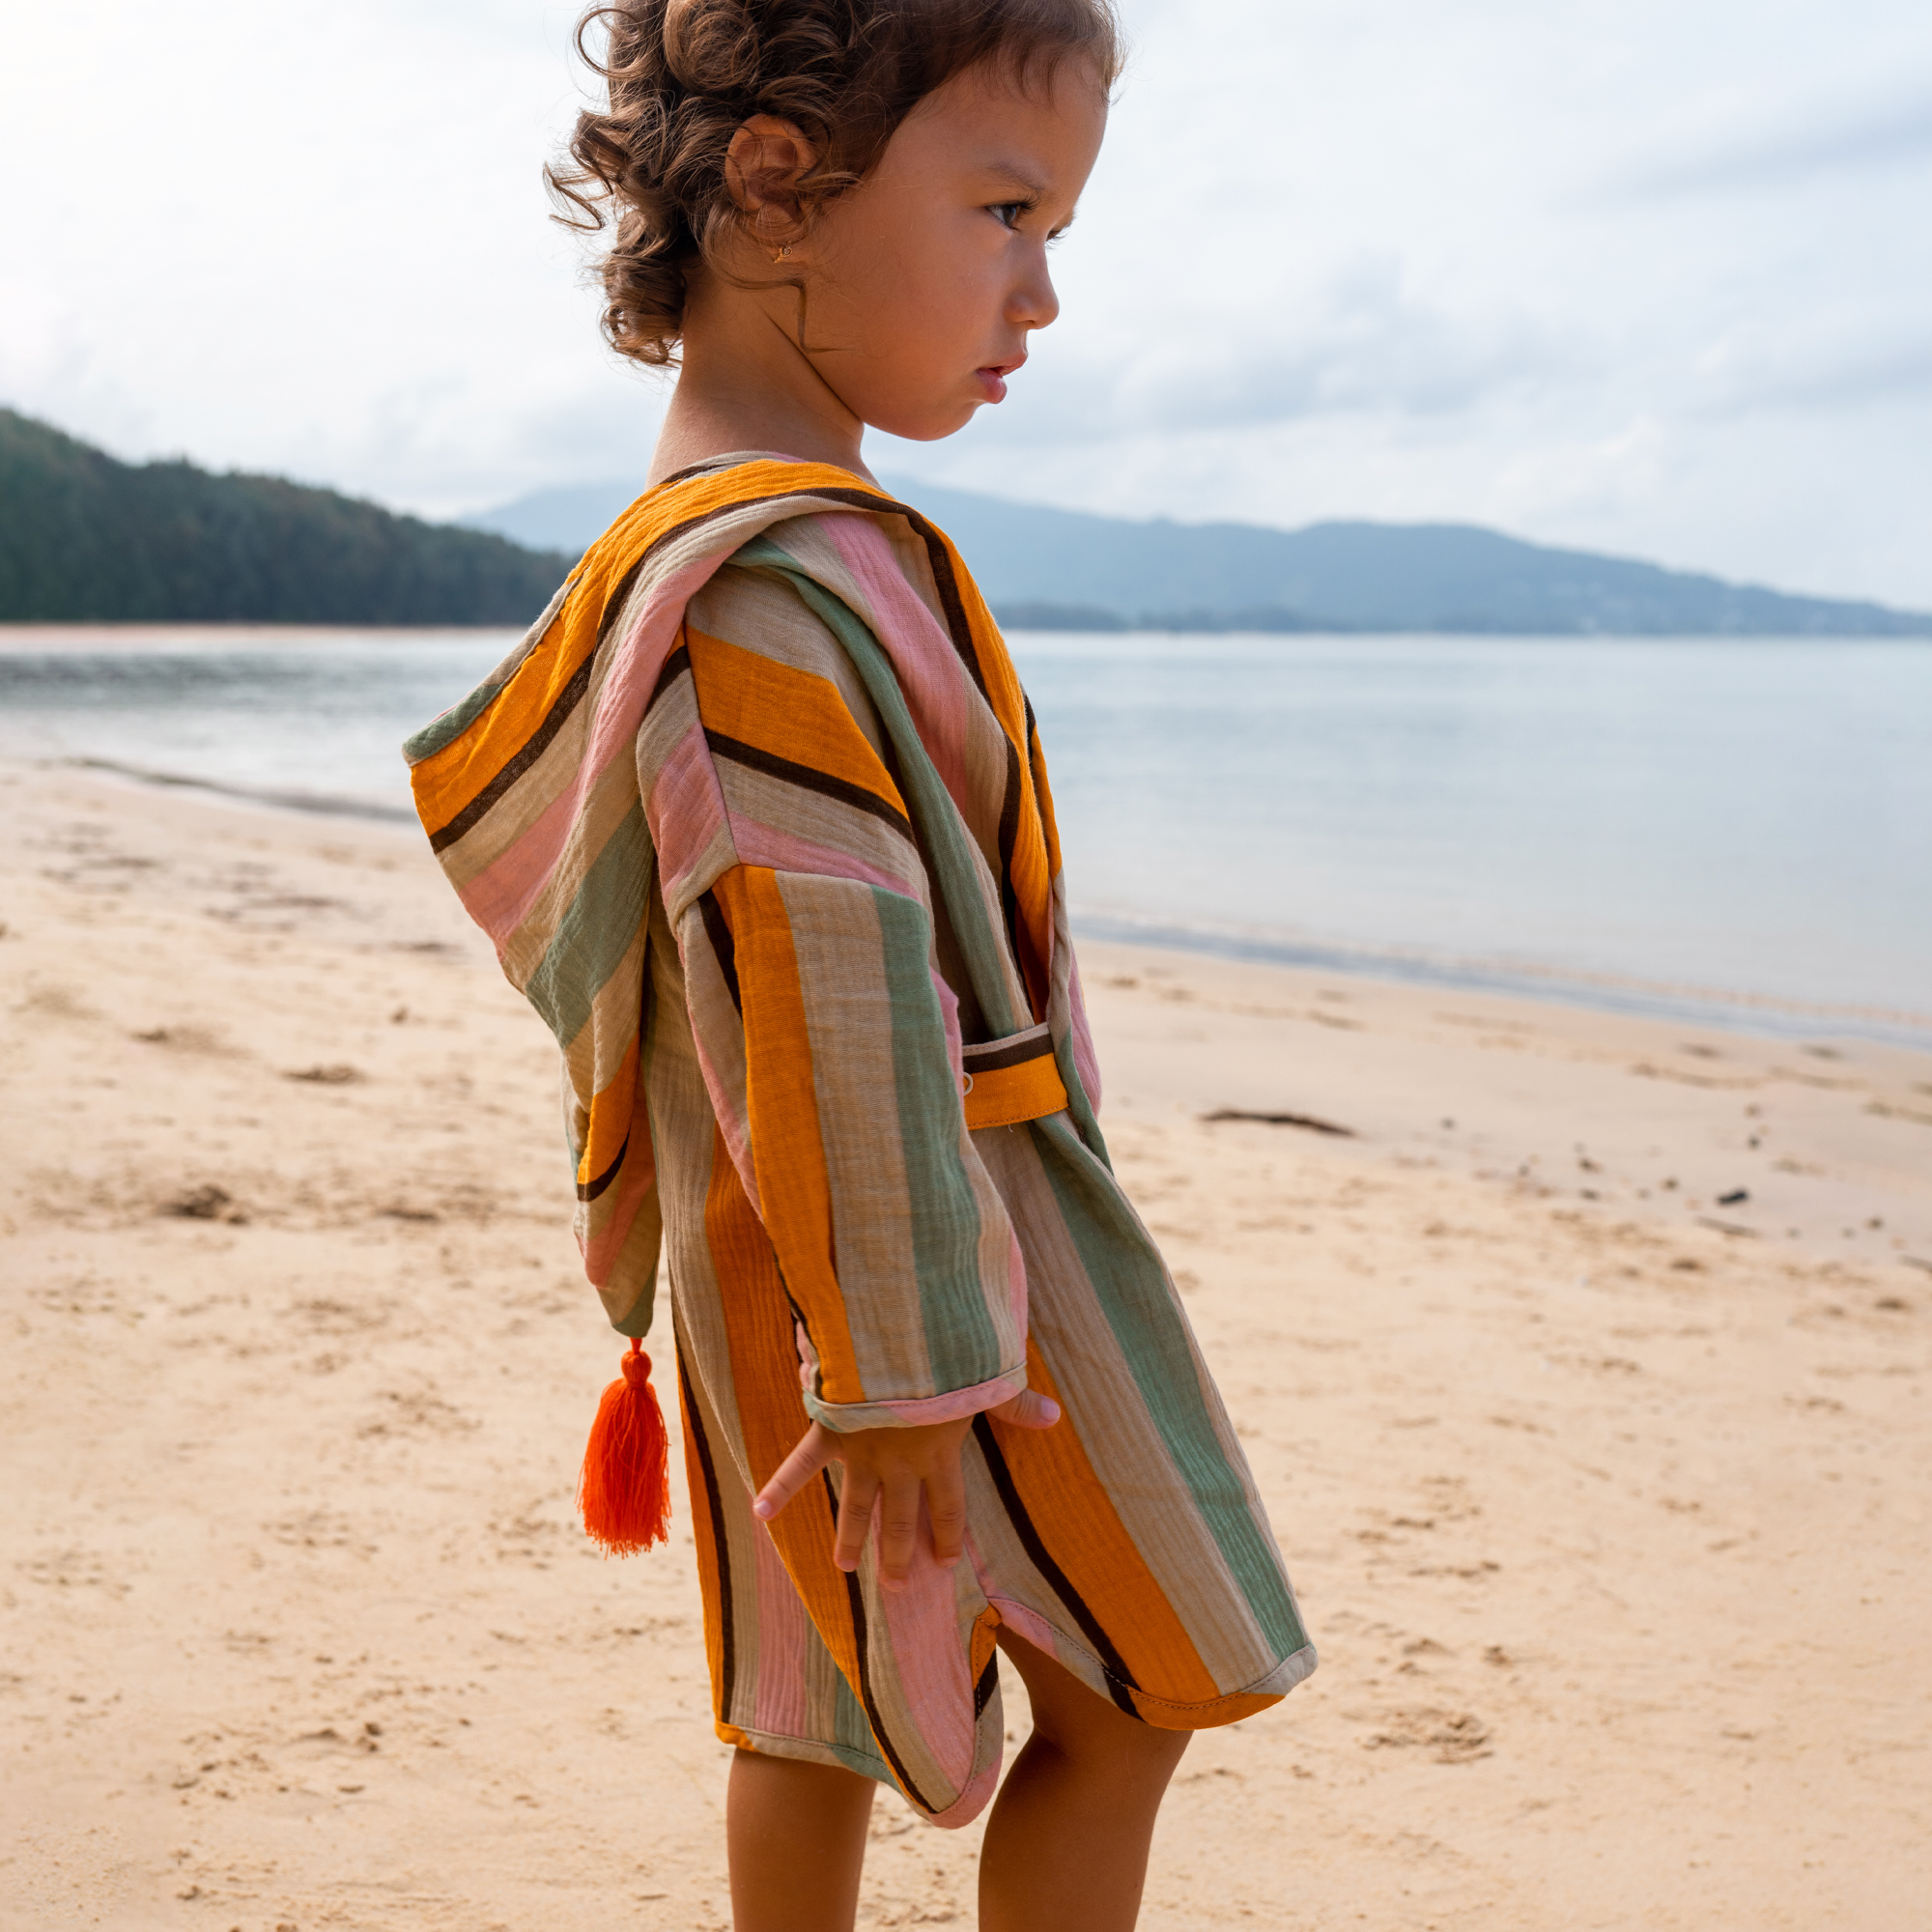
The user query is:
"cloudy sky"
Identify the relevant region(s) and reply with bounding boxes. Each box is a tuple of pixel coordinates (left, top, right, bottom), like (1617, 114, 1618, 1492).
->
(6, 0, 1930, 604)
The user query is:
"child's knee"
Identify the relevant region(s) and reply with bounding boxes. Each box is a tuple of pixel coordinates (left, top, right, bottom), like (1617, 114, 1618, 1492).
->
(1029, 1696, 1191, 1781)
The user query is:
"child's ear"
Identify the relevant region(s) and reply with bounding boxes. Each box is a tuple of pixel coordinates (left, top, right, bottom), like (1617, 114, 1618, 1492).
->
(724, 115, 821, 246)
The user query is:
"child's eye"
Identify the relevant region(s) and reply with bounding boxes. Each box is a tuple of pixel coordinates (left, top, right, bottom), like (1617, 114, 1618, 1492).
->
(988, 200, 1034, 231)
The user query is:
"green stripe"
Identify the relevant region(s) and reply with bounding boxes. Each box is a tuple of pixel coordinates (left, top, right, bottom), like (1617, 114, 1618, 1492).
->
(830, 1666, 894, 1785)
(726, 539, 1021, 1039)
(403, 576, 576, 764)
(1051, 1028, 1107, 1168)
(871, 885, 1005, 1392)
(524, 798, 651, 1046)
(1034, 1115, 1309, 1660)
(402, 672, 514, 764)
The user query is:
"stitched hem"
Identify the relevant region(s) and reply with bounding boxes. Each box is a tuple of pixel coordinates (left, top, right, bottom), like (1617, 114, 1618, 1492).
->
(719, 1720, 898, 1787)
(988, 1594, 1319, 1723)
(807, 1364, 1028, 1433)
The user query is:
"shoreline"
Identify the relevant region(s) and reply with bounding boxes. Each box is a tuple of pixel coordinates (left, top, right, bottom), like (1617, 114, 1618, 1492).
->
(17, 750, 1929, 1052)
(4, 756, 1929, 1926)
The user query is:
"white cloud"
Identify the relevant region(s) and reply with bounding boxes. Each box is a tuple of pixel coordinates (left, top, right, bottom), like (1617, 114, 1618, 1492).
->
(1619, 82, 1932, 197)
(3, 0, 1931, 604)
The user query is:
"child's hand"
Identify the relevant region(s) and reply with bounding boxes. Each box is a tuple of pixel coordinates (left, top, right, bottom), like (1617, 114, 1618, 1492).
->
(752, 1389, 1060, 1590)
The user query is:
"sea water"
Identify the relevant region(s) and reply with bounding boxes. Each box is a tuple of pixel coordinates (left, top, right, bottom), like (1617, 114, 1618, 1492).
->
(2, 627, 1926, 1042)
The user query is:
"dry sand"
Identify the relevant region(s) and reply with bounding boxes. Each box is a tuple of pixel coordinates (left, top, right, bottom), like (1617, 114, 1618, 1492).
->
(3, 759, 1929, 1930)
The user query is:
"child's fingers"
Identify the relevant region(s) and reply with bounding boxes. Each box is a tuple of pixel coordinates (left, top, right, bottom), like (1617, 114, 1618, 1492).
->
(833, 1471, 880, 1574)
(753, 1422, 835, 1522)
(991, 1387, 1062, 1431)
(875, 1475, 922, 1590)
(925, 1459, 969, 1570)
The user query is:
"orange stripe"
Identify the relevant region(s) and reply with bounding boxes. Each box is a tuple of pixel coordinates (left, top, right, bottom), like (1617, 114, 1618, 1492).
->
(686, 627, 908, 816)
(1140, 1689, 1285, 1733)
(409, 579, 598, 830)
(992, 1339, 1223, 1707)
(411, 460, 889, 832)
(962, 1055, 1066, 1131)
(934, 535, 1056, 1008)
(577, 1036, 639, 1189)
(678, 1377, 733, 1733)
(702, 1125, 867, 1696)
(709, 867, 862, 1403)
(1027, 719, 1064, 880)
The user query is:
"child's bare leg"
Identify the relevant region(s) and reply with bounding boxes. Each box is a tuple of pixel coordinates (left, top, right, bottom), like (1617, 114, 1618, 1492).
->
(727, 1748, 875, 1932)
(978, 1630, 1191, 1932)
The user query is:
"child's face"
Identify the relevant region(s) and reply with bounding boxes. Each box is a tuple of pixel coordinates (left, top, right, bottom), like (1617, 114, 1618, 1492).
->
(803, 61, 1109, 443)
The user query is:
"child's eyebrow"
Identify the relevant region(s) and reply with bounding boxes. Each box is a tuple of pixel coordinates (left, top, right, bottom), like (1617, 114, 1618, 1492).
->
(978, 160, 1051, 201)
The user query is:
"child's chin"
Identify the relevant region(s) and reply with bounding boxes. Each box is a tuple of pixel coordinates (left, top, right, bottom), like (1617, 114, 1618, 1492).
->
(870, 401, 984, 444)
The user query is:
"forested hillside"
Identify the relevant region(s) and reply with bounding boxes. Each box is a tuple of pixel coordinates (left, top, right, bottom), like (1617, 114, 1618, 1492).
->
(0, 411, 569, 624)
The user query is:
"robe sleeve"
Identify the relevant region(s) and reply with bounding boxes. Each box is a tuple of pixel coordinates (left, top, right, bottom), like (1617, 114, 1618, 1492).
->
(640, 572, 1030, 1433)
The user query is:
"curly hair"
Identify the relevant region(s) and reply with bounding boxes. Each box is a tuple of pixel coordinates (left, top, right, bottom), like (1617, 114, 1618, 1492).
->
(548, 0, 1124, 366)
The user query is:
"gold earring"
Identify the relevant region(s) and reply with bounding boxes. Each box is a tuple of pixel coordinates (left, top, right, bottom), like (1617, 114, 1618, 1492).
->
(771, 244, 792, 265)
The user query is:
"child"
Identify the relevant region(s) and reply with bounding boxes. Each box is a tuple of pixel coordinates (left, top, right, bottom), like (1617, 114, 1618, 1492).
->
(405, 3, 1315, 1925)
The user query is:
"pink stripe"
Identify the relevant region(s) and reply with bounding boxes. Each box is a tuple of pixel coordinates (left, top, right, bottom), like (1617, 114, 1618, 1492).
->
(984, 1597, 1060, 1662)
(456, 776, 582, 942)
(820, 517, 980, 810)
(582, 1133, 658, 1283)
(457, 557, 723, 946)
(930, 967, 963, 1084)
(847, 1367, 1027, 1428)
(727, 818, 920, 895)
(648, 721, 733, 905)
(687, 1022, 758, 1216)
(750, 1523, 810, 1740)
(1065, 946, 1102, 1112)
(872, 1521, 980, 1793)
(923, 1758, 1001, 1832)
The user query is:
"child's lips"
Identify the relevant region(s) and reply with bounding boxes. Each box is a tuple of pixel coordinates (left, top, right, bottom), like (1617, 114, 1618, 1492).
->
(976, 357, 1024, 403)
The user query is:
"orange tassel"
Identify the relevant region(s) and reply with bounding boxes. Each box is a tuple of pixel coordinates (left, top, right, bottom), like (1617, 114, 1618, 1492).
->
(578, 1339, 672, 1555)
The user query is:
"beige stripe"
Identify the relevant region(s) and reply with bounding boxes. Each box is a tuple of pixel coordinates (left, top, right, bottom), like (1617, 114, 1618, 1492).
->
(670, 1293, 767, 1728)
(692, 564, 893, 764)
(559, 923, 646, 1099)
(712, 760, 926, 902)
(498, 755, 644, 991)
(758, 514, 1014, 878)
(432, 681, 599, 892)
(775, 871, 934, 1400)
(672, 899, 751, 1169)
(972, 1122, 1277, 1690)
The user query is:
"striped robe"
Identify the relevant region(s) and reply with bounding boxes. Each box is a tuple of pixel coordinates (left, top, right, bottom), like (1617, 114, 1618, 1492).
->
(405, 457, 1315, 1825)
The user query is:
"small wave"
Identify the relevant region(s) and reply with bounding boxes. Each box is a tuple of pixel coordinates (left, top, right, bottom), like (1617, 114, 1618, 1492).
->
(70, 756, 418, 825)
(1071, 910, 1932, 1051)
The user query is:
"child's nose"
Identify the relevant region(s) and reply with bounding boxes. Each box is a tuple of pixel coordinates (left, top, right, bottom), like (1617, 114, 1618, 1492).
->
(1010, 260, 1060, 332)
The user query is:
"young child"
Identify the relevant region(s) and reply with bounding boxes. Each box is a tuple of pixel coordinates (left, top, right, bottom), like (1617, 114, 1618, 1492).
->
(406, 3, 1315, 1925)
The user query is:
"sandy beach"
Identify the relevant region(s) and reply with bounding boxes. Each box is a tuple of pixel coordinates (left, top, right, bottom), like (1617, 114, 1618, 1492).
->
(3, 756, 1928, 1931)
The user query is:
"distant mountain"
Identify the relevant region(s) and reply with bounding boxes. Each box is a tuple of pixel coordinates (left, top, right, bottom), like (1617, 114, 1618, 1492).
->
(467, 473, 1932, 638)
(0, 410, 572, 625)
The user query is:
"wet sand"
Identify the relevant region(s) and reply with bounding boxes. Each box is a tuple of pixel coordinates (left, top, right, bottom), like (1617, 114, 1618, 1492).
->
(3, 759, 1928, 1930)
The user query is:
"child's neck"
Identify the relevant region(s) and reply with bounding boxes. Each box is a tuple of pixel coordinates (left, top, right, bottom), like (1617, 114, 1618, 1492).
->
(647, 279, 881, 489)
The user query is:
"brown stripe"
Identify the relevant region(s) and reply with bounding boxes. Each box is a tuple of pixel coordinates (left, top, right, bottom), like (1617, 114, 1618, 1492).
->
(971, 1414, 1142, 1716)
(962, 1029, 1053, 1073)
(576, 1133, 628, 1202)
(646, 640, 692, 715)
(680, 1348, 738, 1724)
(703, 729, 915, 842)
(822, 1469, 938, 1812)
(697, 888, 740, 1014)
(973, 1650, 1000, 1719)
(427, 645, 596, 852)
(769, 484, 993, 705)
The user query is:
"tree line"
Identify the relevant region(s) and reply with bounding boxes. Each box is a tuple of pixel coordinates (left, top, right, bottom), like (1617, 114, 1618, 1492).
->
(0, 410, 571, 624)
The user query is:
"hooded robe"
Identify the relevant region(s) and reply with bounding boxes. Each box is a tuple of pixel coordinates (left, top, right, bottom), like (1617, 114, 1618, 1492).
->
(405, 456, 1315, 1826)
